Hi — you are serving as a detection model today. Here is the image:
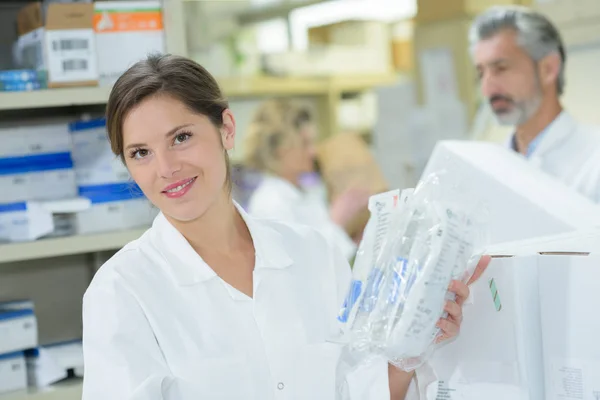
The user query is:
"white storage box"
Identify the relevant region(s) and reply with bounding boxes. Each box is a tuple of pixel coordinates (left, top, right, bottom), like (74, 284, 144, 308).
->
(0, 123, 70, 158)
(77, 183, 156, 234)
(0, 201, 54, 242)
(422, 141, 600, 245)
(0, 152, 77, 203)
(94, 1, 165, 86)
(0, 352, 27, 395)
(0, 308, 38, 355)
(69, 118, 130, 186)
(428, 230, 600, 400)
(26, 340, 84, 388)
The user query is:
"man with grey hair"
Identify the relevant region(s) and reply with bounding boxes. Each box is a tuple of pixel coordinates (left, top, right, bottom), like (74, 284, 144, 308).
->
(470, 5, 600, 202)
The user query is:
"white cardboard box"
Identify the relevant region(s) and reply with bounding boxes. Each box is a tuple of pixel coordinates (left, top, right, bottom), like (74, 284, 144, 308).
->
(0, 153, 77, 203)
(76, 183, 156, 234)
(0, 352, 27, 395)
(428, 231, 600, 400)
(15, 4, 98, 87)
(0, 123, 70, 159)
(421, 140, 600, 245)
(26, 340, 83, 388)
(0, 202, 54, 243)
(93, 1, 165, 86)
(69, 118, 130, 186)
(0, 309, 38, 355)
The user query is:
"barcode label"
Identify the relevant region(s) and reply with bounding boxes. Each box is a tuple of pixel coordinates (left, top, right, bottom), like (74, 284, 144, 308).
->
(52, 39, 89, 51)
(62, 59, 89, 72)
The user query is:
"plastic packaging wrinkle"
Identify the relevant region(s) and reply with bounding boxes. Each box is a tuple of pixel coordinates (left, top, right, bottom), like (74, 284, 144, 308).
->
(335, 170, 488, 398)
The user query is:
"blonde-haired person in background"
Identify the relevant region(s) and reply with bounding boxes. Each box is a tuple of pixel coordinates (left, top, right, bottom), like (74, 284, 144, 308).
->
(244, 99, 369, 260)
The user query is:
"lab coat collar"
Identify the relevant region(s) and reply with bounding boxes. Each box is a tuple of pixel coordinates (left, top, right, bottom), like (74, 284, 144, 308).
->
(150, 202, 293, 286)
(507, 111, 576, 157)
(260, 175, 303, 201)
(529, 111, 577, 158)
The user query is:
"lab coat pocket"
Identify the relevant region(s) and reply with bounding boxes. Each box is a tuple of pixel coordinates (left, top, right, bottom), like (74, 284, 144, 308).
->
(293, 342, 342, 400)
(188, 357, 253, 399)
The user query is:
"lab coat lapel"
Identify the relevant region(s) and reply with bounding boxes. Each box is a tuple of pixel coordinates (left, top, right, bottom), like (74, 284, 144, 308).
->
(150, 213, 217, 285)
(529, 112, 577, 160)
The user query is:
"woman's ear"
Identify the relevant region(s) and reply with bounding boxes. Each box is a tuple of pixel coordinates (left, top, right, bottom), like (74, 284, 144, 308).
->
(221, 109, 236, 151)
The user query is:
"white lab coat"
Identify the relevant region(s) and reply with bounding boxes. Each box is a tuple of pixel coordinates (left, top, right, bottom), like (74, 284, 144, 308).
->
(82, 207, 434, 400)
(508, 111, 600, 202)
(247, 175, 357, 260)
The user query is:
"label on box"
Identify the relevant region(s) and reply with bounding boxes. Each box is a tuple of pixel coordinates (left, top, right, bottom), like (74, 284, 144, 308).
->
(45, 29, 98, 83)
(547, 358, 600, 400)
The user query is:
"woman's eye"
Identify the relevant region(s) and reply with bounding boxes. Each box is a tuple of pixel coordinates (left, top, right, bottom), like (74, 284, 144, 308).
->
(174, 132, 191, 145)
(132, 149, 149, 159)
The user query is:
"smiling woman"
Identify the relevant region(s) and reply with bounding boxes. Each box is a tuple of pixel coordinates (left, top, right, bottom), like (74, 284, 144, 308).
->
(81, 53, 487, 400)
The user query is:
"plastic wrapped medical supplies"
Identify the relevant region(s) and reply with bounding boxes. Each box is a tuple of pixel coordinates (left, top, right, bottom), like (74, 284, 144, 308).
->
(336, 171, 489, 380)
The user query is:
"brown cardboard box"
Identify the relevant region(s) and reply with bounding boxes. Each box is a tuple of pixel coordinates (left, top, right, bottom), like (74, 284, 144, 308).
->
(17, 2, 44, 36)
(317, 134, 388, 236)
(15, 3, 98, 87)
(416, 0, 533, 24)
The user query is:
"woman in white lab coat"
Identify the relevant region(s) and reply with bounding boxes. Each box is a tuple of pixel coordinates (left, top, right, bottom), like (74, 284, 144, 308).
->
(243, 99, 369, 260)
(82, 54, 489, 400)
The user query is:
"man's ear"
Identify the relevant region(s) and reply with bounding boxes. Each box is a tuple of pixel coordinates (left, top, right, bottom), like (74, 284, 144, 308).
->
(221, 109, 236, 151)
(539, 52, 561, 91)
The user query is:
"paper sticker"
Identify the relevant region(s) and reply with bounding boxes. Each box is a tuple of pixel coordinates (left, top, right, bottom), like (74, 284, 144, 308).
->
(548, 358, 600, 400)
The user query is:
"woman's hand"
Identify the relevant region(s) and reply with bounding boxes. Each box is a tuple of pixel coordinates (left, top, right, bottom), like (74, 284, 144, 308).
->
(435, 255, 491, 343)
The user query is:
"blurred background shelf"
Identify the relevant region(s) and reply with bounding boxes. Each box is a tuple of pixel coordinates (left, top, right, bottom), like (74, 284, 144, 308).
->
(0, 380, 82, 400)
(0, 74, 401, 111)
(0, 229, 147, 264)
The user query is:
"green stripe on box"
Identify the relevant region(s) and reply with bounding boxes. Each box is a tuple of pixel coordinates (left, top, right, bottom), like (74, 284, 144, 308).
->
(489, 278, 502, 312)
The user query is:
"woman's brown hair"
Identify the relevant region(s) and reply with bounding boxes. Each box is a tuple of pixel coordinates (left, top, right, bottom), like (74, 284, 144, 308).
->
(106, 53, 232, 186)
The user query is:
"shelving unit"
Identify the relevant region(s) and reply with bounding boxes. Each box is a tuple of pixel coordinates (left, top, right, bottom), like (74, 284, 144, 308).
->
(0, 228, 147, 264)
(0, 380, 82, 400)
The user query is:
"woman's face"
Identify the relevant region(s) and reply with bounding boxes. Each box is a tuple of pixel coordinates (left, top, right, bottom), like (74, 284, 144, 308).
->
(277, 123, 317, 177)
(122, 94, 236, 222)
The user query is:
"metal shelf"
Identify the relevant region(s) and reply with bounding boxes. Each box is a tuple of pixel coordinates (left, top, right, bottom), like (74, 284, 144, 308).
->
(0, 380, 82, 400)
(0, 228, 147, 264)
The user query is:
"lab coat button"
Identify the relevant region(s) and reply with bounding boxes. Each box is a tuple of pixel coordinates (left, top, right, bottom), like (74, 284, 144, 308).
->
(277, 382, 285, 390)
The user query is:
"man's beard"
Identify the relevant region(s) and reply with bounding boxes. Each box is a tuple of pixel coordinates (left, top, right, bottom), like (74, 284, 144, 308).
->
(490, 94, 542, 126)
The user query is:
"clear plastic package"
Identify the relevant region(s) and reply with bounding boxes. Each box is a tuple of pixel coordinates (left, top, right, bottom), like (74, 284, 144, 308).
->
(336, 170, 489, 382)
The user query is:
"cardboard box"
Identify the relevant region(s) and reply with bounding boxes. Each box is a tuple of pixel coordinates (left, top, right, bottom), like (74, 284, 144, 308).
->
(0, 123, 70, 159)
(421, 141, 600, 245)
(26, 340, 83, 388)
(15, 3, 98, 87)
(0, 152, 77, 204)
(415, 0, 532, 24)
(0, 202, 54, 243)
(316, 134, 388, 236)
(76, 183, 156, 234)
(428, 230, 600, 400)
(94, 1, 165, 86)
(69, 118, 130, 186)
(0, 309, 38, 355)
(0, 352, 27, 395)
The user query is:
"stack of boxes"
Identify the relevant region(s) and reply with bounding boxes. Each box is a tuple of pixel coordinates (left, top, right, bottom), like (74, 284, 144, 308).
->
(0, 301, 38, 395)
(0, 123, 77, 242)
(7, 0, 165, 91)
(69, 117, 157, 234)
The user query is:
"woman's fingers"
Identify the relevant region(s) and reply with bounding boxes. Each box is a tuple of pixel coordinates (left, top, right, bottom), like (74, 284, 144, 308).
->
(436, 318, 460, 343)
(449, 280, 470, 307)
(444, 300, 462, 323)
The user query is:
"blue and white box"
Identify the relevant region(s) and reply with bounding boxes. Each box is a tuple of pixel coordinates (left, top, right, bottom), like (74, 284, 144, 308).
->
(0, 202, 54, 242)
(26, 340, 84, 388)
(0, 352, 27, 394)
(0, 152, 77, 203)
(69, 118, 130, 186)
(76, 183, 156, 234)
(0, 306, 38, 355)
(0, 123, 71, 159)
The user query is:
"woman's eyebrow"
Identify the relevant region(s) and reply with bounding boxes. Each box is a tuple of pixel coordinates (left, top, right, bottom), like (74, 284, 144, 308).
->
(125, 124, 194, 150)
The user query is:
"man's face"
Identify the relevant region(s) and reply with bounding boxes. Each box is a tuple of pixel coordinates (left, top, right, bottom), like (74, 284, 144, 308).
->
(473, 29, 543, 126)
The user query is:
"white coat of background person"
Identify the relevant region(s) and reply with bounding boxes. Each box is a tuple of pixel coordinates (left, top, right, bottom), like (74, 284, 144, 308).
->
(82, 54, 491, 400)
(243, 99, 370, 260)
(470, 6, 600, 202)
